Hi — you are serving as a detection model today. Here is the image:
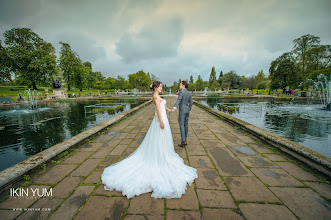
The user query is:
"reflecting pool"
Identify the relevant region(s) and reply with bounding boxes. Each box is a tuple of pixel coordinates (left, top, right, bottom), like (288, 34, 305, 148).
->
(0, 99, 144, 171)
(200, 98, 331, 157)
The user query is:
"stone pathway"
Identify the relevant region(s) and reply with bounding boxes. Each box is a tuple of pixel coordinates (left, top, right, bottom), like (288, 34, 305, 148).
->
(0, 96, 330, 220)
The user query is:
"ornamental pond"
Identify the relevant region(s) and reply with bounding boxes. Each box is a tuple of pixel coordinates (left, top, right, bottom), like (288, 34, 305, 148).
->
(0, 98, 144, 171)
(199, 97, 331, 158)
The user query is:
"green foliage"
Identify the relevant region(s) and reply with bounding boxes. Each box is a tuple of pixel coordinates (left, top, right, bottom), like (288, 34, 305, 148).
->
(209, 66, 217, 85)
(307, 68, 331, 80)
(256, 80, 268, 90)
(195, 75, 204, 91)
(128, 70, 151, 90)
(269, 52, 298, 89)
(221, 70, 243, 89)
(1, 28, 57, 89)
(189, 75, 194, 84)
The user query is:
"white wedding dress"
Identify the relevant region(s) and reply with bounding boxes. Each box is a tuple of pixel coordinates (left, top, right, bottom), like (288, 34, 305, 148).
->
(101, 98, 198, 199)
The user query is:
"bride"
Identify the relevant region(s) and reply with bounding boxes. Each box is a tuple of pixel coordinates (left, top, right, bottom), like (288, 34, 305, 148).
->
(101, 81, 198, 199)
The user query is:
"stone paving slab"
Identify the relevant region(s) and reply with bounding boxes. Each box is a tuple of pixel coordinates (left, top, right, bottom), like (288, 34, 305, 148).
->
(197, 189, 236, 208)
(49, 185, 94, 220)
(74, 196, 128, 220)
(207, 148, 255, 176)
(224, 177, 280, 202)
(1, 96, 330, 220)
(202, 208, 244, 220)
(195, 168, 227, 190)
(270, 187, 331, 220)
(52, 176, 84, 198)
(238, 203, 297, 220)
(128, 193, 164, 215)
(34, 164, 77, 184)
(251, 168, 304, 187)
(303, 181, 331, 199)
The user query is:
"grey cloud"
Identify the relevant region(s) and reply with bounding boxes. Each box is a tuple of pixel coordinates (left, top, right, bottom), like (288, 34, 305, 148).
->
(54, 32, 106, 62)
(115, 16, 184, 62)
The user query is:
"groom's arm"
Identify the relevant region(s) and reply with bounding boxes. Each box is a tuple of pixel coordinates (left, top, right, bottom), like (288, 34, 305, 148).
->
(189, 93, 193, 111)
(173, 90, 183, 110)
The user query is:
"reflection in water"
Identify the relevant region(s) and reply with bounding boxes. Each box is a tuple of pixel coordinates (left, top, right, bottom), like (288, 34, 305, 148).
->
(200, 98, 331, 157)
(0, 100, 142, 171)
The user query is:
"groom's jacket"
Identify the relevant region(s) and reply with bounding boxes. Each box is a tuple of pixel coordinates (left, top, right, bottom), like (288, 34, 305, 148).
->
(174, 89, 193, 114)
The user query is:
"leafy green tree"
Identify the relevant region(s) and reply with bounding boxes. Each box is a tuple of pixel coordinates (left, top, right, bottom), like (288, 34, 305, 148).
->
(59, 42, 77, 90)
(104, 77, 116, 89)
(255, 70, 267, 86)
(292, 34, 320, 80)
(2, 28, 56, 89)
(171, 81, 179, 92)
(256, 81, 268, 90)
(94, 81, 104, 89)
(242, 75, 255, 90)
(74, 62, 89, 91)
(269, 52, 298, 89)
(217, 71, 223, 85)
(209, 66, 217, 86)
(128, 70, 151, 90)
(305, 45, 331, 71)
(195, 75, 204, 90)
(221, 70, 243, 89)
(0, 40, 11, 82)
(189, 75, 194, 84)
(115, 75, 126, 90)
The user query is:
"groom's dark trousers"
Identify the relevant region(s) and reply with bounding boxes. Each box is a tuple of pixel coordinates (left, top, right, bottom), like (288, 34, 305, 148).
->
(179, 112, 189, 143)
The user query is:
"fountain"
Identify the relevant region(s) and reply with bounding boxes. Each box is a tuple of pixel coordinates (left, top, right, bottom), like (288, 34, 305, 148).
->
(17, 89, 42, 110)
(169, 88, 172, 95)
(308, 74, 331, 110)
(204, 87, 208, 96)
(132, 88, 138, 96)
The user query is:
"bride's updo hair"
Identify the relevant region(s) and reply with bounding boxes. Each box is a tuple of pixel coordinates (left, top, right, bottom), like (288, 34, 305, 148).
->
(150, 81, 162, 90)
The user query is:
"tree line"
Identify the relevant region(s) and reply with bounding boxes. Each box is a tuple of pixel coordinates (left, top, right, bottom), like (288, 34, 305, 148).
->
(173, 34, 330, 92)
(1, 28, 329, 92)
(0, 28, 157, 91)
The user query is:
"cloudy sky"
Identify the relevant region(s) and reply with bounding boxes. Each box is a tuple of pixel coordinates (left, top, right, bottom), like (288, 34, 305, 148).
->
(0, 0, 330, 85)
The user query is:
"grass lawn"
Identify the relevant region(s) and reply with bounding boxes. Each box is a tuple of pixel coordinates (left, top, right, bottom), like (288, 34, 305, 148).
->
(0, 85, 105, 101)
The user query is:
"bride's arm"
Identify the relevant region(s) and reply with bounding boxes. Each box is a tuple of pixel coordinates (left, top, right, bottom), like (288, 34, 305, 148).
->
(155, 98, 164, 129)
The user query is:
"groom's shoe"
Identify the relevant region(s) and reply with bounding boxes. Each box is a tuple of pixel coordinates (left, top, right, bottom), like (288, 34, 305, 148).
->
(178, 142, 186, 147)
(184, 142, 187, 146)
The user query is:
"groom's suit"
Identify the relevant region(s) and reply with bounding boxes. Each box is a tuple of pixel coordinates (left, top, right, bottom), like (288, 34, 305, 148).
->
(173, 88, 193, 143)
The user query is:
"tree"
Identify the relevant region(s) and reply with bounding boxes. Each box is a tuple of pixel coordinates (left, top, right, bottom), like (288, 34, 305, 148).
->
(94, 81, 104, 89)
(2, 28, 57, 89)
(292, 34, 320, 80)
(209, 66, 217, 86)
(115, 75, 126, 90)
(305, 45, 331, 71)
(128, 70, 151, 90)
(195, 75, 203, 91)
(73, 62, 88, 91)
(0, 40, 11, 82)
(59, 42, 77, 90)
(256, 81, 268, 90)
(222, 70, 243, 89)
(242, 75, 255, 90)
(171, 81, 179, 92)
(269, 52, 298, 89)
(189, 75, 194, 84)
(255, 70, 267, 85)
(217, 71, 223, 85)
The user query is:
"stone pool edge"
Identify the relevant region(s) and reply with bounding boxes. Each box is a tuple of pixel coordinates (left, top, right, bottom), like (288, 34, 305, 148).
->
(193, 100, 331, 178)
(0, 99, 152, 189)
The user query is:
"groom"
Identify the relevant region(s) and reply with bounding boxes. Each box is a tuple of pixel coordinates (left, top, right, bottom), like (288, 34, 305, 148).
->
(171, 81, 193, 147)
